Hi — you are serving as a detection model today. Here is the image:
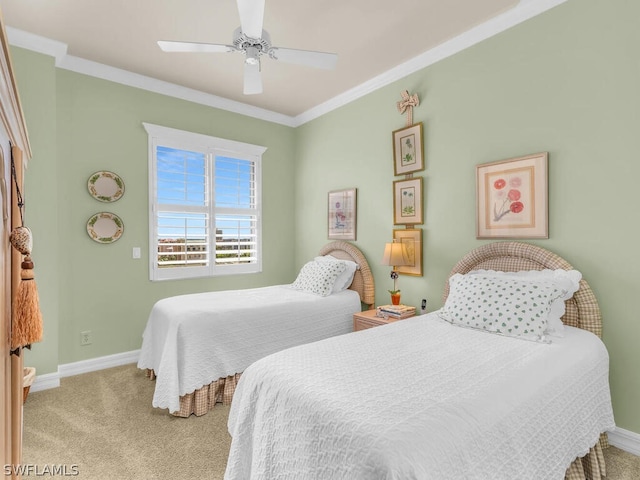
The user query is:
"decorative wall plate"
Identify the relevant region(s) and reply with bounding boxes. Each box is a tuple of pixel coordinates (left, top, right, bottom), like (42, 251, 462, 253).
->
(87, 212, 123, 243)
(88, 171, 125, 202)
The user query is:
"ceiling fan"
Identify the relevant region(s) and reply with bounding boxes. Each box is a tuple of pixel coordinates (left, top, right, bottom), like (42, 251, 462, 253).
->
(157, 0, 338, 95)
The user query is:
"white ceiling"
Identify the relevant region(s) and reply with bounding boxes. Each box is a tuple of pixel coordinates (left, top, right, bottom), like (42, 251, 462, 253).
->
(1, 0, 564, 124)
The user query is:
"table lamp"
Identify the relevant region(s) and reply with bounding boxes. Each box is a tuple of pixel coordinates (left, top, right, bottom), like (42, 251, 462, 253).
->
(381, 240, 411, 305)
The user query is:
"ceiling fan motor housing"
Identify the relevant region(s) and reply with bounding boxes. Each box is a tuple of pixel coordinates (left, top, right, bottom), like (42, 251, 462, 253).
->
(232, 27, 272, 58)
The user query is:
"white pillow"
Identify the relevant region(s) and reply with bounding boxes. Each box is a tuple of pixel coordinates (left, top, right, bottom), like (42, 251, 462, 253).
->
(467, 269, 581, 337)
(439, 273, 566, 343)
(291, 260, 346, 297)
(314, 255, 358, 293)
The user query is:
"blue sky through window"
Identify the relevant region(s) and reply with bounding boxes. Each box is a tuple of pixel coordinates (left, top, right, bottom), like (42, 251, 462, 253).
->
(156, 147, 255, 239)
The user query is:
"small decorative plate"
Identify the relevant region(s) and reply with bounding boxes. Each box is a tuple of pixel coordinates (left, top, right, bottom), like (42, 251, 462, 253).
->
(88, 171, 125, 202)
(87, 212, 124, 244)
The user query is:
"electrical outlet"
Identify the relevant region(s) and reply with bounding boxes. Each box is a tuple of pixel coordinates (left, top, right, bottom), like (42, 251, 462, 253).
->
(80, 330, 92, 346)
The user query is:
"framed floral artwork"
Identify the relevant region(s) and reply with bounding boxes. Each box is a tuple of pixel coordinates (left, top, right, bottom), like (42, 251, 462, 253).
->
(328, 188, 357, 240)
(393, 177, 423, 225)
(476, 152, 548, 239)
(393, 228, 422, 276)
(392, 123, 424, 176)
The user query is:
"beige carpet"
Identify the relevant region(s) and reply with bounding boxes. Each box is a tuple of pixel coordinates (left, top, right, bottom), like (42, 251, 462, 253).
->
(23, 364, 640, 479)
(23, 364, 231, 479)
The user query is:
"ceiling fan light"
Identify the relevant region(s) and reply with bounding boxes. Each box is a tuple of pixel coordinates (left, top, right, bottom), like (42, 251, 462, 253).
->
(245, 46, 260, 66)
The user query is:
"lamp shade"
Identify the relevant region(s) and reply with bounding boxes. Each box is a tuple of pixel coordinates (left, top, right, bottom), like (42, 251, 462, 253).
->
(381, 241, 410, 267)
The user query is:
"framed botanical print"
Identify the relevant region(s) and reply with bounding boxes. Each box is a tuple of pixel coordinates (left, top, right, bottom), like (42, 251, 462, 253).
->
(393, 177, 423, 225)
(392, 122, 424, 176)
(328, 188, 357, 240)
(476, 152, 548, 239)
(393, 228, 422, 276)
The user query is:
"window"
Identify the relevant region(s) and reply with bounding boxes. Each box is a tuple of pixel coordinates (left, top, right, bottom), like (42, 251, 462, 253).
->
(144, 123, 266, 281)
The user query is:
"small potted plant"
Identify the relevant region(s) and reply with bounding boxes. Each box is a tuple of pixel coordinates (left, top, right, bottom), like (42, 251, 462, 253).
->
(388, 290, 401, 305)
(388, 271, 401, 305)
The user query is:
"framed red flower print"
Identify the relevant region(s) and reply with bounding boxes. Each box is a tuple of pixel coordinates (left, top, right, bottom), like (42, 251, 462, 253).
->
(476, 152, 548, 239)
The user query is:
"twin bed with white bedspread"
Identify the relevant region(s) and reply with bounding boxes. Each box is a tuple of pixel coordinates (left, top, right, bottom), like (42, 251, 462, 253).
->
(226, 313, 613, 479)
(224, 242, 616, 480)
(138, 286, 361, 414)
(138, 241, 375, 417)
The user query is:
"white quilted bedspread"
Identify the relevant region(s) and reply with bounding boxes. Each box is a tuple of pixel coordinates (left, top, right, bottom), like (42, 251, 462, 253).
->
(226, 312, 615, 480)
(137, 285, 360, 413)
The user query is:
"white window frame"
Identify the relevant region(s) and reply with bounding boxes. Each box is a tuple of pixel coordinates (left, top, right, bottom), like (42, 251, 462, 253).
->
(143, 123, 266, 281)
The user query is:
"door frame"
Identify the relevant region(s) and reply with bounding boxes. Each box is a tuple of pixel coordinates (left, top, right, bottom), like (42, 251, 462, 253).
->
(0, 7, 33, 478)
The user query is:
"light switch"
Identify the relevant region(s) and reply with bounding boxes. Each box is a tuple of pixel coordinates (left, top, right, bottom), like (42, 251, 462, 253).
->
(132, 247, 141, 259)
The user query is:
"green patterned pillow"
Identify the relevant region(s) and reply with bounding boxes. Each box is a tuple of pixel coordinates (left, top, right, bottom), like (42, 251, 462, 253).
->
(291, 260, 347, 297)
(439, 273, 565, 342)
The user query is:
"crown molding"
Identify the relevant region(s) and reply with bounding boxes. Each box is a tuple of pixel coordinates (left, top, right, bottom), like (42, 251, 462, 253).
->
(5, 26, 68, 61)
(58, 54, 296, 127)
(6, 0, 568, 128)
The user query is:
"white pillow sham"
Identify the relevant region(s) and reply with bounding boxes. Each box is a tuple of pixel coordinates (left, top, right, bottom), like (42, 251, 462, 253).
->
(314, 255, 358, 293)
(291, 260, 346, 297)
(439, 273, 566, 343)
(466, 269, 581, 337)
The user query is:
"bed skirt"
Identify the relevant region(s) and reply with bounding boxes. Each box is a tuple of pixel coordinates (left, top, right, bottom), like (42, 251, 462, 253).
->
(145, 369, 242, 417)
(565, 434, 609, 480)
(145, 369, 608, 478)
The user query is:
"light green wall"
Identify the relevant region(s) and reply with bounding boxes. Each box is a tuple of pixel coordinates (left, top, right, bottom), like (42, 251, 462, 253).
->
(10, 0, 639, 434)
(12, 47, 297, 372)
(11, 48, 60, 374)
(295, 0, 640, 433)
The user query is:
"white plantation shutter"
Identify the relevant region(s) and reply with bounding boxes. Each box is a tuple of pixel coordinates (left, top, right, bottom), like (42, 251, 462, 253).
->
(214, 157, 258, 267)
(144, 123, 265, 281)
(156, 147, 209, 272)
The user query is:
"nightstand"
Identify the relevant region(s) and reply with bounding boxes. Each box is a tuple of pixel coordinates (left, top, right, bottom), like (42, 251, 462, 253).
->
(353, 308, 415, 332)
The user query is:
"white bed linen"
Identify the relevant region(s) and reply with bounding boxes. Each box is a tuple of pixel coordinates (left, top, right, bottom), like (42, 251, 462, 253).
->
(137, 285, 360, 413)
(226, 311, 615, 480)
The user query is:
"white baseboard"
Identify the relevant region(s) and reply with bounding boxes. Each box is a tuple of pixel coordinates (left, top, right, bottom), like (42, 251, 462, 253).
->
(29, 371, 60, 393)
(609, 427, 640, 456)
(58, 349, 140, 377)
(29, 349, 140, 393)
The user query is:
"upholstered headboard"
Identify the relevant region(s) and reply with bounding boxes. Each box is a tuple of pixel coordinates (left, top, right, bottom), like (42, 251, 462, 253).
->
(443, 242, 602, 338)
(319, 241, 375, 309)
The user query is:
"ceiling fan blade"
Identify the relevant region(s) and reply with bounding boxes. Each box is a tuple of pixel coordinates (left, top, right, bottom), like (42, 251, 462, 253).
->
(243, 62, 263, 95)
(237, 0, 265, 39)
(157, 40, 235, 53)
(269, 47, 337, 70)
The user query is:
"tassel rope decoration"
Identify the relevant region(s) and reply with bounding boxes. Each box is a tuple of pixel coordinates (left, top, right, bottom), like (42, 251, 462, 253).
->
(9, 154, 44, 353)
(10, 252, 43, 350)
